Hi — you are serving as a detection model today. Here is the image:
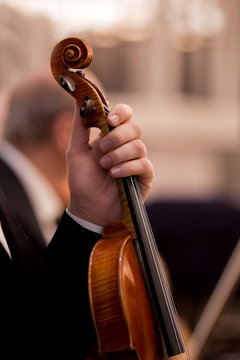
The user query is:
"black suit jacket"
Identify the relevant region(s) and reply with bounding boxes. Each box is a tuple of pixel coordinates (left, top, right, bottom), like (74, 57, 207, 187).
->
(0, 211, 101, 359)
(0, 157, 46, 254)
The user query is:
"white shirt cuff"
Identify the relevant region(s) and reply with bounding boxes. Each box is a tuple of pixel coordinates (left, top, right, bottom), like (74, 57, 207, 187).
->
(66, 209, 103, 234)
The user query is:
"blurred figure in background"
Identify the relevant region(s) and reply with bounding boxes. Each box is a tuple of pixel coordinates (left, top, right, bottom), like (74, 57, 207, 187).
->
(0, 70, 74, 253)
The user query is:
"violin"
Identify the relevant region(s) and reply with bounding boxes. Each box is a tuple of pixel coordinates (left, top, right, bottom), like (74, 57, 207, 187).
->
(51, 37, 190, 360)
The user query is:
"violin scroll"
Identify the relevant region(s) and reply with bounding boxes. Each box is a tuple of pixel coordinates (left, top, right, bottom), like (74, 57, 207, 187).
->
(62, 39, 93, 69)
(52, 37, 93, 71)
(51, 37, 108, 132)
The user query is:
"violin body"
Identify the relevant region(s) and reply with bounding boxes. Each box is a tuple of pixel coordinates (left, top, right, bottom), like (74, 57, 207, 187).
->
(51, 37, 189, 360)
(89, 223, 163, 359)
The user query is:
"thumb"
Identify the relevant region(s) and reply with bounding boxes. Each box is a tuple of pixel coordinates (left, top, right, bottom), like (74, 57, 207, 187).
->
(69, 102, 90, 152)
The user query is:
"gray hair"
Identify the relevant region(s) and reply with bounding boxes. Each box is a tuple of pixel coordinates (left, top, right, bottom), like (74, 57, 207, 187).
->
(3, 74, 74, 144)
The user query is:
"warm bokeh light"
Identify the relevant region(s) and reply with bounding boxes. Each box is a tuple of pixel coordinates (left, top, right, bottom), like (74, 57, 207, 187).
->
(1, 0, 239, 203)
(166, 0, 226, 51)
(3, 0, 160, 43)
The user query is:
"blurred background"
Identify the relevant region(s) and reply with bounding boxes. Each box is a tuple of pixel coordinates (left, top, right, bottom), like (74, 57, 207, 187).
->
(1, 0, 240, 202)
(1, 1, 240, 359)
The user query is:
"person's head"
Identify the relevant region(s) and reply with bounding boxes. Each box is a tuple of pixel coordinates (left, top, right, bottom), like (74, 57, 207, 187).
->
(3, 69, 74, 154)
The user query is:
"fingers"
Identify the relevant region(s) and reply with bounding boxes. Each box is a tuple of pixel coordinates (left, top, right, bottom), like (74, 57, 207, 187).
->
(99, 103, 147, 177)
(99, 103, 154, 200)
(100, 103, 140, 153)
(107, 103, 133, 127)
(109, 157, 154, 201)
(110, 157, 153, 179)
(100, 120, 142, 152)
(69, 102, 134, 155)
(100, 139, 147, 170)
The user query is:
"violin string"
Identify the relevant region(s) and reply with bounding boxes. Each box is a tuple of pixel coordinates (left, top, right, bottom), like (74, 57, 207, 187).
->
(135, 181, 191, 359)
(124, 177, 189, 356)
(137, 184, 191, 359)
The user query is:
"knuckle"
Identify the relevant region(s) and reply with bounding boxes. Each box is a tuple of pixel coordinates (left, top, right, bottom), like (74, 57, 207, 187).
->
(120, 162, 131, 176)
(119, 103, 133, 117)
(132, 121, 142, 138)
(135, 139, 147, 156)
(142, 158, 154, 177)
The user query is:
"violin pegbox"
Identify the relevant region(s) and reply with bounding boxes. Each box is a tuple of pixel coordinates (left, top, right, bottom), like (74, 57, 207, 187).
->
(50, 37, 108, 133)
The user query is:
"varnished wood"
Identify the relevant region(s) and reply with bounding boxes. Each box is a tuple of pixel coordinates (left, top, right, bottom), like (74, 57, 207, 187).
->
(51, 37, 107, 130)
(89, 229, 163, 359)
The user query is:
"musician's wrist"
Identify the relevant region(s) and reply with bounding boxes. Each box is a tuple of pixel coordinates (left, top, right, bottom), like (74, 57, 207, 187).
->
(67, 200, 108, 228)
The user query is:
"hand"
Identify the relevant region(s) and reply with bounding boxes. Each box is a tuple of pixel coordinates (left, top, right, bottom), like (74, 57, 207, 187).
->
(67, 102, 154, 226)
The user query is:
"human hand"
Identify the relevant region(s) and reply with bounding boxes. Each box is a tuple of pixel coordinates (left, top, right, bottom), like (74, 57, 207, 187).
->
(67, 102, 154, 226)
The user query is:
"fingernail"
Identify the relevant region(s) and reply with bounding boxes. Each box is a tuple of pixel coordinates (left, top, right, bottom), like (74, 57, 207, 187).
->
(100, 140, 113, 152)
(101, 156, 113, 169)
(111, 167, 122, 177)
(108, 114, 120, 126)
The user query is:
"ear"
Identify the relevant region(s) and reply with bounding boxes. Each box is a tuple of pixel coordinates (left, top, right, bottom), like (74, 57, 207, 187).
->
(51, 111, 74, 154)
